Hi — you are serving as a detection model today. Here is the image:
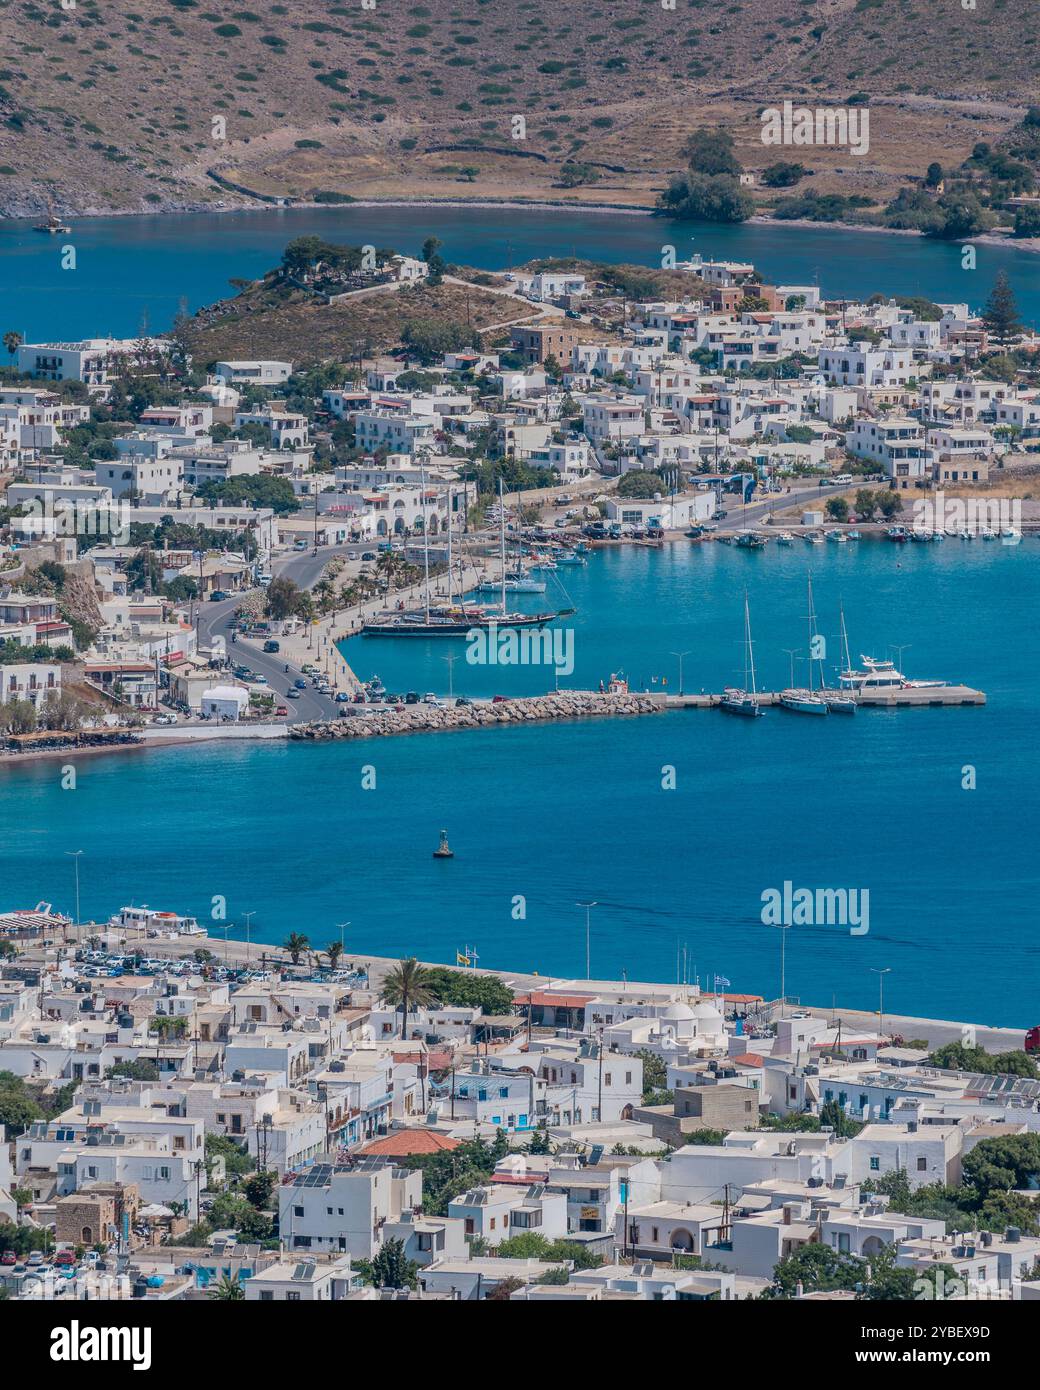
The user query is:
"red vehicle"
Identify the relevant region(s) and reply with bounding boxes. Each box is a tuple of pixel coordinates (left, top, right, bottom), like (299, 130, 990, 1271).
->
(0, 1251, 16, 1266)
(54, 1250, 76, 1267)
(1026, 1026, 1040, 1054)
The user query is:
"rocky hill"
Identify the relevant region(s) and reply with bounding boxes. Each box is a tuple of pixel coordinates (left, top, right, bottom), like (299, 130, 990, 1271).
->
(1, 0, 1036, 217)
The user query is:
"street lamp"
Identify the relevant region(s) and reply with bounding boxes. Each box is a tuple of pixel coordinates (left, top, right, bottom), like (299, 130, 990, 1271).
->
(243, 910, 256, 967)
(65, 850, 83, 942)
(782, 648, 802, 689)
(777, 923, 790, 1019)
(669, 650, 690, 696)
(576, 901, 597, 980)
(442, 652, 457, 700)
(871, 967, 892, 1043)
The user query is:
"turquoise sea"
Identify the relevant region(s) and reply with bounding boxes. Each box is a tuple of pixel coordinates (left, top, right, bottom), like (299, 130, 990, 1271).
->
(1, 205, 1037, 340)
(7, 541, 1039, 1025)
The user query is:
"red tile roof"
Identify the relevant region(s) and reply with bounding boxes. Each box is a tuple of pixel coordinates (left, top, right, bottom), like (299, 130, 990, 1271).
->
(359, 1130, 462, 1157)
(731, 1053, 766, 1067)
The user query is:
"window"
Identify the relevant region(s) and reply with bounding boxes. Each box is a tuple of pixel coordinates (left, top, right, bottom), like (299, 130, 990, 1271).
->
(917, 1156, 927, 1172)
(286, 1291, 300, 1302)
(464, 1218, 474, 1235)
(260, 1290, 273, 1301)
(294, 1206, 304, 1218)
(869, 1156, 880, 1171)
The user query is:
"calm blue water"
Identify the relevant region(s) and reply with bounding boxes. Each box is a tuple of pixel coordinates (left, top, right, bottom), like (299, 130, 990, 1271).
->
(2, 206, 1037, 340)
(7, 542, 1038, 1025)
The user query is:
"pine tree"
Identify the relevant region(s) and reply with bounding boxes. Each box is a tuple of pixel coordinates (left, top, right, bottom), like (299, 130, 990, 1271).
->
(982, 270, 1022, 346)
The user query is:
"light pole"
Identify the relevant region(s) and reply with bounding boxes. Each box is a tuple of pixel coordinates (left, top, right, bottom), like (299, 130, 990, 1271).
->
(65, 850, 83, 942)
(871, 967, 892, 1043)
(782, 648, 802, 689)
(336, 921, 350, 960)
(576, 900, 597, 980)
(442, 652, 457, 700)
(778, 923, 789, 1019)
(243, 910, 255, 967)
(669, 650, 690, 696)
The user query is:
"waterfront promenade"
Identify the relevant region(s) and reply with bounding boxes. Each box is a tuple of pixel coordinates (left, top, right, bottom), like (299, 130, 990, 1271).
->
(32, 922, 1031, 1054)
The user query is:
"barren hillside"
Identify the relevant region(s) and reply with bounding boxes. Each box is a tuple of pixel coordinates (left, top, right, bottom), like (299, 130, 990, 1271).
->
(0, 0, 1036, 216)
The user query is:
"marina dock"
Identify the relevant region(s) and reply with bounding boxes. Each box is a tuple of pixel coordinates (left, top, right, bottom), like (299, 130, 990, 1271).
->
(666, 685, 986, 709)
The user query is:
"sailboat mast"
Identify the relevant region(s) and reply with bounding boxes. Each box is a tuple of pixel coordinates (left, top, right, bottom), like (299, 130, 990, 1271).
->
(446, 483, 452, 605)
(498, 476, 507, 616)
(420, 456, 431, 624)
(840, 601, 852, 684)
(806, 573, 815, 694)
(745, 591, 758, 697)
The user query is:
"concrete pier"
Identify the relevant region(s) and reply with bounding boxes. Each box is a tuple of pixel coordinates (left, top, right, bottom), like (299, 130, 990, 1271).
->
(666, 685, 985, 709)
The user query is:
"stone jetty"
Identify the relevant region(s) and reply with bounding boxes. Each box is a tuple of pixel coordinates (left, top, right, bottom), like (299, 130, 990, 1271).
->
(289, 691, 665, 741)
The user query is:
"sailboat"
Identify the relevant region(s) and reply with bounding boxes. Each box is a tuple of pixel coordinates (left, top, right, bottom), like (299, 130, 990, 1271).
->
(362, 474, 559, 634)
(720, 592, 764, 717)
(780, 574, 829, 715)
(821, 599, 857, 714)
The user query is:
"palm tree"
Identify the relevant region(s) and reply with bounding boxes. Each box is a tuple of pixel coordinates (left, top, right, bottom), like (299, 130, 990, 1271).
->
(381, 957, 435, 1038)
(3, 330, 22, 367)
(209, 1274, 245, 1301)
(324, 941, 344, 971)
(283, 932, 310, 965)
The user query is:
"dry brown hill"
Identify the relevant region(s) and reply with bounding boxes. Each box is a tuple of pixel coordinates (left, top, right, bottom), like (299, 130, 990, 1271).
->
(0, 0, 1036, 216)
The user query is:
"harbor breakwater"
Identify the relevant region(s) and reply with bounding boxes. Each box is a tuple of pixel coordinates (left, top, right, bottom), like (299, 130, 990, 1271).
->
(289, 691, 665, 741)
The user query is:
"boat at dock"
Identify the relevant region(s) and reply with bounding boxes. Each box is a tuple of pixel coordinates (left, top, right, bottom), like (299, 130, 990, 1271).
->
(734, 531, 767, 549)
(839, 655, 946, 692)
(805, 531, 824, 545)
(476, 569, 547, 594)
(887, 526, 910, 542)
(775, 532, 794, 545)
(556, 550, 587, 566)
(779, 574, 830, 715)
(720, 592, 764, 717)
(779, 688, 828, 715)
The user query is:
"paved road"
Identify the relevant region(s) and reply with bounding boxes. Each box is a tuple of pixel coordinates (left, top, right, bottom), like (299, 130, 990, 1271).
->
(194, 544, 357, 725)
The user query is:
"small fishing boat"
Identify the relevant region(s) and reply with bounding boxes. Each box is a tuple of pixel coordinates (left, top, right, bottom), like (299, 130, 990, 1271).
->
(981, 529, 998, 541)
(556, 550, 587, 566)
(735, 531, 766, 549)
(1001, 528, 1022, 546)
(476, 571, 546, 594)
(959, 530, 974, 541)
(805, 531, 824, 546)
(775, 532, 794, 546)
(433, 830, 454, 860)
(846, 530, 861, 541)
(887, 526, 910, 542)
(33, 203, 70, 234)
(825, 530, 848, 544)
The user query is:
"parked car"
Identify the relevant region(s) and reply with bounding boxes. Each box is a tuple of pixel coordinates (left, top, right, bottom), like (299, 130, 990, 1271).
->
(209, 590, 229, 602)
(27, 1251, 45, 1267)
(492, 694, 510, 703)
(275, 705, 289, 717)
(335, 691, 350, 702)
(285, 688, 301, 700)
(455, 696, 473, 707)
(361, 552, 377, 561)
(0, 1251, 16, 1266)
(54, 1250, 76, 1267)
(404, 692, 420, 705)
(262, 639, 280, 653)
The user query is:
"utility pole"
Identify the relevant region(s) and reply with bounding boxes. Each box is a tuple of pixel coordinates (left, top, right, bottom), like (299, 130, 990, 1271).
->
(778, 923, 789, 1019)
(243, 910, 255, 967)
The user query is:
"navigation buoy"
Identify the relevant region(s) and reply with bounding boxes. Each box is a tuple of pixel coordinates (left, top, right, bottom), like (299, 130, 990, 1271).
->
(433, 829, 454, 859)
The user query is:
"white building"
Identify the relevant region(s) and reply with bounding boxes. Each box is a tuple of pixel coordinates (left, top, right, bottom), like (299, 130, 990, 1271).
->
(215, 360, 293, 387)
(0, 663, 61, 709)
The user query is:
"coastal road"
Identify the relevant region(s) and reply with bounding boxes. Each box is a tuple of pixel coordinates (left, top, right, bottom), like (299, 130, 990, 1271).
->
(194, 543, 357, 725)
